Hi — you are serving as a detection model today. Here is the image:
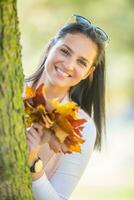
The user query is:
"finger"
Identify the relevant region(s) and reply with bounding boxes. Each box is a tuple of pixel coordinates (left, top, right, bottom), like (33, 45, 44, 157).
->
(32, 123, 44, 136)
(26, 135, 34, 150)
(32, 122, 43, 129)
(61, 143, 69, 153)
(41, 129, 52, 144)
(26, 127, 31, 132)
(26, 127, 40, 143)
(26, 129, 40, 146)
(26, 139, 33, 150)
(49, 133, 61, 153)
(26, 127, 31, 136)
(29, 127, 41, 141)
(26, 132, 37, 144)
(26, 133, 40, 150)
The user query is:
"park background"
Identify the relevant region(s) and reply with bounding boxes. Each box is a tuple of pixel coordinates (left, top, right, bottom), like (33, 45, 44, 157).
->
(18, 0, 134, 199)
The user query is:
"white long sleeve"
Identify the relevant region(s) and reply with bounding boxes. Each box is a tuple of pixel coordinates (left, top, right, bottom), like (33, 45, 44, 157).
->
(32, 117, 96, 200)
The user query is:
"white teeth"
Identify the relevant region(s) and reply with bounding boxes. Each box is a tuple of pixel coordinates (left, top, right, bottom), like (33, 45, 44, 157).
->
(56, 66, 70, 77)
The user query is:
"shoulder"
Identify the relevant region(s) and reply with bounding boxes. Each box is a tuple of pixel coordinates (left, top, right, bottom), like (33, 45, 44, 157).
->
(78, 107, 96, 135)
(58, 107, 97, 177)
(67, 98, 97, 143)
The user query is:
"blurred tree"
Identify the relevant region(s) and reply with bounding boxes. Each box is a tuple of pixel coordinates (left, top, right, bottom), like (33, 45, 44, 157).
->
(0, 0, 33, 199)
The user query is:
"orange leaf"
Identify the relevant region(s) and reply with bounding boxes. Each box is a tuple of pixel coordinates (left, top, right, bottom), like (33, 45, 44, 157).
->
(74, 127, 84, 136)
(68, 132, 85, 144)
(25, 84, 35, 98)
(35, 83, 46, 97)
(65, 138, 81, 153)
(34, 84, 46, 106)
(55, 115, 74, 135)
(66, 115, 87, 128)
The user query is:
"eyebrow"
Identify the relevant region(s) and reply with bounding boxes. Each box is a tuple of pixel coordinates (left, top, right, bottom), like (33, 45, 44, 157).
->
(62, 44, 90, 64)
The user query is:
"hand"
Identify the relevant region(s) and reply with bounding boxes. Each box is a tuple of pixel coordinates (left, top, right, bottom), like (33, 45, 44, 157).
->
(26, 122, 70, 154)
(26, 125, 40, 152)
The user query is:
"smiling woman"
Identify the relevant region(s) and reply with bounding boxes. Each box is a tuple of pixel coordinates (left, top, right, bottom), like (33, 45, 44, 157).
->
(24, 14, 108, 200)
(38, 33, 97, 94)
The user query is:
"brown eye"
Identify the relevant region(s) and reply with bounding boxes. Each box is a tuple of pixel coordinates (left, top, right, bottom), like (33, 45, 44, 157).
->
(78, 59, 87, 67)
(61, 49, 70, 55)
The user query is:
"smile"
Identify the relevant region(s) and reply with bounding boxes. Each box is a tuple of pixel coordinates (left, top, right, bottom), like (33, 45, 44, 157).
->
(54, 65, 72, 78)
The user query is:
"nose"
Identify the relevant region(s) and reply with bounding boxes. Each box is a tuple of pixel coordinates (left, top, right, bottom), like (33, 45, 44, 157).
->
(64, 58, 76, 72)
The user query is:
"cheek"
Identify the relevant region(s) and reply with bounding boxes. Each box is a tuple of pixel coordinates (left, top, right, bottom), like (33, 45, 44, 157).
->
(47, 52, 57, 63)
(49, 52, 64, 65)
(55, 51, 67, 63)
(75, 68, 85, 79)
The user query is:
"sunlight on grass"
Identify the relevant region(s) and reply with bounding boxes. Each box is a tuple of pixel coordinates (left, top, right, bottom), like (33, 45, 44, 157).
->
(70, 186, 134, 200)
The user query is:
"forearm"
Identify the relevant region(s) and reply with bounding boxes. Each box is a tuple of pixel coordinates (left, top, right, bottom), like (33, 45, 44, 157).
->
(31, 168, 45, 181)
(29, 156, 65, 199)
(32, 171, 66, 200)
(28, 147, 45, 181)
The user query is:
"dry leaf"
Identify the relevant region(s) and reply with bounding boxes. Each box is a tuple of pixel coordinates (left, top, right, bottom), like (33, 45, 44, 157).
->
(23, 83, 88, 154)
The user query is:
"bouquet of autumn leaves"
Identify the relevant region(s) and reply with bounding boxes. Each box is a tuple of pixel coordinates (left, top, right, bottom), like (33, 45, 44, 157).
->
(23, 83, 87, 154)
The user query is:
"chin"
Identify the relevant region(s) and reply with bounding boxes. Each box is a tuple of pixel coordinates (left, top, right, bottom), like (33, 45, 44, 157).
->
(48, 77, 67, 88)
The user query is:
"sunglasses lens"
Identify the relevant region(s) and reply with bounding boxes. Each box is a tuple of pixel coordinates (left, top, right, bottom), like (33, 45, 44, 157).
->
(64, 14, 109, 42)
(74, 15, 91, 27)
(95, 27, 109, 41)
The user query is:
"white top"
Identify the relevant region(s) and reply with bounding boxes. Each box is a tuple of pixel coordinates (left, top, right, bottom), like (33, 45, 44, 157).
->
(32, 93, 97, 200)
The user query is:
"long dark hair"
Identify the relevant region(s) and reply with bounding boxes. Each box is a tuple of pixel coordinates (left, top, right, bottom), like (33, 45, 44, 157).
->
(24, 23, 107, 151)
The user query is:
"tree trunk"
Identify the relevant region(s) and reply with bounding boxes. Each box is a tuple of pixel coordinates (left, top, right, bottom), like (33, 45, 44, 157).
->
(0, 1, 34, 199)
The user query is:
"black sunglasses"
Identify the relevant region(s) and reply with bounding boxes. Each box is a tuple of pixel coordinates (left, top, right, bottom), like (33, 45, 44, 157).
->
(72, 14, 109, 42)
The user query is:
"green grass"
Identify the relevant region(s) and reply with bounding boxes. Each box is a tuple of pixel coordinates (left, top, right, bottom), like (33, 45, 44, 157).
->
(70, 186, 134, 200)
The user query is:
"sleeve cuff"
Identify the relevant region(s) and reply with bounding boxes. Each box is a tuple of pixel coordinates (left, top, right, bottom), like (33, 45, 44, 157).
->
(32, 171, 47, 186)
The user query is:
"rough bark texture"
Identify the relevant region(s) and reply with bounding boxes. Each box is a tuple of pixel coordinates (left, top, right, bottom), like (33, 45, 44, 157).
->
(0, 0, 34, 199)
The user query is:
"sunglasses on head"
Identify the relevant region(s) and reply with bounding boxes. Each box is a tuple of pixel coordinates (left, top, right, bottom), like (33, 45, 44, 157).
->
(71, 14, 109, 43)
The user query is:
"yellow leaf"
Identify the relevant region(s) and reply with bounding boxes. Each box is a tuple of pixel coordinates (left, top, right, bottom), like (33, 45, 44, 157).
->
(53, 124, 69, 143)
(41, 113, 54, 128)
(49, 99, 79, 118)
(36, 104, 46, 112)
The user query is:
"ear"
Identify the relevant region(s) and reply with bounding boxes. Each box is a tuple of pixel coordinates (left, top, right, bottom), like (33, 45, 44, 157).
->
(82, 66, 96, 80)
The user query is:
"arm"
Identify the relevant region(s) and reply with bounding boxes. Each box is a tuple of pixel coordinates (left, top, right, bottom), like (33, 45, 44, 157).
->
(32, 117, 97, 200)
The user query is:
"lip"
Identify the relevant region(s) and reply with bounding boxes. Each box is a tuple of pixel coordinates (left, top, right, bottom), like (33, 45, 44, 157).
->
(54, 65, 72, 77)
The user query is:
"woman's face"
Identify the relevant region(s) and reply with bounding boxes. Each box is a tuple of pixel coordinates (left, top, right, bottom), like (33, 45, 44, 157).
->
(44, 33, 98, 89)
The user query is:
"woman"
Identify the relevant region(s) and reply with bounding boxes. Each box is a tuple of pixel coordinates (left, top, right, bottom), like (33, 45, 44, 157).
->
(24, 14, 108, 200)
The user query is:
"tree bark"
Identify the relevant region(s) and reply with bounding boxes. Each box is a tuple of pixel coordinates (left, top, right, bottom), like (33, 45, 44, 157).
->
(0, 0, 34, 199)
